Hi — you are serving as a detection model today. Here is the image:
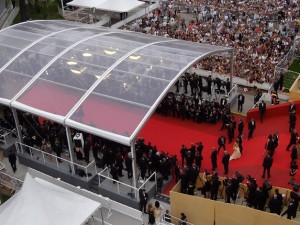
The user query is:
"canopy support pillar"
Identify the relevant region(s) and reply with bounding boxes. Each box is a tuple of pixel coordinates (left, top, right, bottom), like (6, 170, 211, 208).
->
(230, 49, 234, 90)
(65, 126, 75, 175)
(11, 108, 22, 143)
(131, 141, 137, 189)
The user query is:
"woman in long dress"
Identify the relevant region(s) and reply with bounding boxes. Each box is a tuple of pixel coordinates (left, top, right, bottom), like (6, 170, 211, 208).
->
(230, 141, 241, 160)
(153, 201, 163, 225)
(147, 203, 155, 225)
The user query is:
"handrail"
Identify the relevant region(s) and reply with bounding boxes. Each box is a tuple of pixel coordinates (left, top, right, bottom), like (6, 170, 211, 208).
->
(162, 213, 195, 225)
(98, 167, 157, 201)
(0, 170, 23, 192)
(15, 142, 95, 181)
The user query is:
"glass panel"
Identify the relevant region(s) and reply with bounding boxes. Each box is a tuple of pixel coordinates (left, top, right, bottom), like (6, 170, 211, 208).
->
(148, 42, 203, 58)
(40, 36, 74, 48)
(105, 32, 161, 44)
(70, 94, 149, 137)
(36, 20, 81, 29)
(62, 49, 119, 68)
(7, 51, 53, 76)
(0, 70, 31, 100)
(28, 43, 65, 56)
(0, 34, 32, 49)
(40, 59, 106, 90)
(124, 51, 187, 71)
(113, 60, 180, 81)
(97, 34, 147, 48)
(74, 43, 129, 59)
(1, 29, 42, 41)
(0, 45, 21, 68)
(22, 22, 63, 32)
(53, 31, 87, 42)
(11, 24, 52, 35)
(137, 46, 196, 64)
(94, 69, 169, 106)
(17, 79, 85, 116)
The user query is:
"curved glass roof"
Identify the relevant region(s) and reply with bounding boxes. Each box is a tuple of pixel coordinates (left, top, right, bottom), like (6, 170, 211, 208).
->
(0, 20, 232, 145)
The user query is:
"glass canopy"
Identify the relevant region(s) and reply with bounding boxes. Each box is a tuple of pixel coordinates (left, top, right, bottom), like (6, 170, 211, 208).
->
(0, 20, 232, 145)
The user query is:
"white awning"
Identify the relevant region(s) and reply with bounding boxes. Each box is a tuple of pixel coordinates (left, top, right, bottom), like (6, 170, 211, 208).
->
(67, 0, 145, 12)
(0, 173, 100, 225)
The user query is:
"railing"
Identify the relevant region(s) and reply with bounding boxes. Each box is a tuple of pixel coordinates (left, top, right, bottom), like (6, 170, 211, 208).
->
(161, 213, 194, 225)
(273, 37, 300, 88)
(227, 83, 237, 106)
(15, 142, 96, 181)
(98, 167, 157, 201)
(0, 170, 23, 193)
(111, 1, 160, 29)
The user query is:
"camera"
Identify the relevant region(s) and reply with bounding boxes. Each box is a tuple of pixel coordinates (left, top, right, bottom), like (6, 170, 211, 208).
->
(246, 175, 256, 186)
(288, 181, 300, 192)
(264, 179, 272, 191)
(223, 177, 232, 186)
(235, 172, 244, 183)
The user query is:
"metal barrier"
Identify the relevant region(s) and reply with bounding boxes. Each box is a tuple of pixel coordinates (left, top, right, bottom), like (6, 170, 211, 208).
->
(111, 1, 160, 29)
(161, 213, 194, 225)
(98, 167, 157, 201)
(15, 142, 96, 181)
(0, 170, 23, 193)
(227, 83, 237, 106)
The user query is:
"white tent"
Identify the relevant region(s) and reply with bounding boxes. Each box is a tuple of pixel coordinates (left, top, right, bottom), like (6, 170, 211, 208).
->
(0, 173, 100, 225)
(67, 0, 145, 12)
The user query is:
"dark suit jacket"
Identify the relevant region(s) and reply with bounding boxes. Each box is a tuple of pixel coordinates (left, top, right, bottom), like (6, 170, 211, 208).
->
(222, 154, 230, 166)
(218, 136, 226, 145)
(259, 102, 266, 113)
(248, 121, 256, 131)
(237, 94, 245, 104)
(263, 155, 273, 169)
(211, 150, 217, 163)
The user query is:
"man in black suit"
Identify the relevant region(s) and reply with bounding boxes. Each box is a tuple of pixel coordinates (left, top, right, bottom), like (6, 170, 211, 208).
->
(222, 151, 230, 175)
(237, 93, 245, 112)
(259, 100, 266, 123)
(139, 188, 148, 213)
(211, 147, 218, 171)
(289, 110, 296, 133)
(217, 135, 226, 153)
(238, 119, 244, 136)
(289, 101, 296, 113)
(286, 129, 299, 151)
(248, 118, 256, 140)
(262, 154, 273, 178)
(220, 96, 228, 109)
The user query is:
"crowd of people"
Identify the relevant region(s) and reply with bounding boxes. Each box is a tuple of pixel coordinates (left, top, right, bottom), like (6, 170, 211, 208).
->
(125, 0, 300, 83)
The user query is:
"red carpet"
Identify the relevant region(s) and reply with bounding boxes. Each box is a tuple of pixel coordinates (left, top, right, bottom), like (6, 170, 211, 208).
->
(139, 113, 300, 195)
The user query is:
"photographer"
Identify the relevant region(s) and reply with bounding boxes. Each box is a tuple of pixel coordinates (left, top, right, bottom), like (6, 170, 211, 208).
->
(201, 170, 212, 198)
(211, 172, 221, 200)
(246, 175, 258, 207)
(289, 186, 300, 218)
(261, 179, 272, 210)
(223, 176, 233, 203)
(269, 189, 284, 215)
(231, 172, 244, 202)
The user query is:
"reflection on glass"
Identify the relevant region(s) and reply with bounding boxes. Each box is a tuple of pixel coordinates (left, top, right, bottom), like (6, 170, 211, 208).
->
(129, 55, 141, 60)
(67, 61, 77, 65)
(82, 52, 92, 57)
(104, 50, 116, 55)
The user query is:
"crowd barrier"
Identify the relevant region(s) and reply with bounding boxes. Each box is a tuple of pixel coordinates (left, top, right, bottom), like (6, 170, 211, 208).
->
(247, 100, 300, 122)
(15, 142, 96, 181)
(98, 167, 157, 202)
(170, 173, 298, 225)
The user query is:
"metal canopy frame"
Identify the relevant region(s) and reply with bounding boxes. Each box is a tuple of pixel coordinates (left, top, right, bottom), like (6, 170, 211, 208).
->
(0, 20, 233, 147)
